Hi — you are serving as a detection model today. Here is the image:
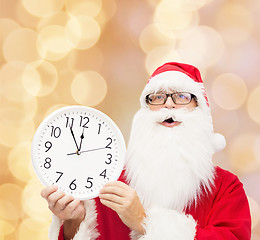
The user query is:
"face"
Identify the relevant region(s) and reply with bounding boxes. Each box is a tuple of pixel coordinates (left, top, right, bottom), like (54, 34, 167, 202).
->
(147, 91, 198, 128)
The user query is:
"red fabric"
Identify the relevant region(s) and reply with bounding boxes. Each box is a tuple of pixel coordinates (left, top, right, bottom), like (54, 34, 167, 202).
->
(149, 62, 203, 84)
(58, 166, 251, 239)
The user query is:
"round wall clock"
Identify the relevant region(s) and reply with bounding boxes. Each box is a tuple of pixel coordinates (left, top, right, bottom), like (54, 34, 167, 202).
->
(31, 106, 126, 200)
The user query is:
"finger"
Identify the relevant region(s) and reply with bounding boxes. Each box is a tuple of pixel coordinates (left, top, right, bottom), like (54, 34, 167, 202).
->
(41, 185, 58, 199)
(104, 181, 129, 190)
(99, 193, 124, 205)
(100, 198, 121, 213)
(56, 195, 74, 212)
(47, 190, 66, 209)
(99, 185, 126, 198)
(63, 199, 81, 217)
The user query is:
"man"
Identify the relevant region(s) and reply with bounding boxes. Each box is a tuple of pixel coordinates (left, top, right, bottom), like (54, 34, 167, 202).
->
(42, 62, 251, 239)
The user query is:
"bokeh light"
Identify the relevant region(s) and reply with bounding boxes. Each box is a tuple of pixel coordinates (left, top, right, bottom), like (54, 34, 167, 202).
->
(37, 25, 72, 61)
(248, 196, 260, 229)
(65, 0, 102, 18)
(0, 62, 35, 103)
(65, 15, 101, 50)
(216, 2, 253, 45)
(211, 73, 247, 110)
(139, 24, 175, 54)
(8, 142, 32, 182)
(247, 86, 260, 124)
(71, 71, 107, 106)
(228, 134, 259, 174)
(22, 180, 52, 221)
(3, 28, 40, 63)
(154, 0, 194, 33)
(178, 26, 224, 68)
(22, 0, 65, 18)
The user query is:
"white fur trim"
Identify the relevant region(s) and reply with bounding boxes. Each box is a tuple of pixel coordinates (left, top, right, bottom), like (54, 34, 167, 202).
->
(48, 199, 100, 240)
(49, 215, 63, 240)
(213, 133, 226, 152)
(140, 71, 209, 113)
(131, 207, 196, 240)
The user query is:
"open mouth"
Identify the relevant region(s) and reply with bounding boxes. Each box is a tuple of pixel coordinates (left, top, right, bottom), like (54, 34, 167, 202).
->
(164, 117, 174, 123)
(161, 117, 181, 127)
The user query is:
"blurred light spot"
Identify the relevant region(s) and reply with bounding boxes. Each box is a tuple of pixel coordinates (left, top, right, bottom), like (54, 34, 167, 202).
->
(216, 3, 253, 45)
(68, 47, 103, 72)
(44, 104, 68, 118)
(22, 0, 65, 18)
(0, 219, 16, 236)
(146, 0, 161, 8)
(0, 97, 37, 125)
(37, 12, 70, 30)
(211, 109, 239, 138)
(0, 62, 35, 103)
(23, 61, 58, 97)
(8, 142, 32, 182)
(247, 86, 260, 124)
(19, 218, 50, 240)
(254, 136, 260, 164)
(158, 0, 210, 12)
(22, 180, 52, 221)
(3, 28, 40, 63)
(179, 26, 224, 67)
(65, 0, 102, 18)
(96, 0, 117, 25)
(22, 64, 41, 96)
(139, 24, 175, 54)
(228, 134, 258, 174)
(154, 1, 193, 33)
(0, 184, 23, 218)
(37, 25, 72, 61)
(71, 71, 107, 106)
(248, 196, 260, 229)
(0, 19, 20, 47)
(66, 15, 101, 50)
(0, 120, 35, 148)
(145, 46, 182, 74)
(212, 73, 247, 110)
(15, 1, 41, 29)
(0, 199, 19, 221)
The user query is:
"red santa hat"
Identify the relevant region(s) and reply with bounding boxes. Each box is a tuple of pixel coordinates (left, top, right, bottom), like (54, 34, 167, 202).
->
(140, 62, 226, 152)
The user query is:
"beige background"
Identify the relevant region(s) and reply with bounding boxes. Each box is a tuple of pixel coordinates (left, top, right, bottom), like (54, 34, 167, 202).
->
(0, 0, 260, 239)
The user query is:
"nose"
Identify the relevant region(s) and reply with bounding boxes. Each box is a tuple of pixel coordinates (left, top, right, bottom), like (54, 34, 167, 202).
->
(164, 96, 176, 109)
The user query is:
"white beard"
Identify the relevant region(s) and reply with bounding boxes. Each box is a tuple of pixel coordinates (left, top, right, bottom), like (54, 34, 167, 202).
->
(125, 107, 216, 211)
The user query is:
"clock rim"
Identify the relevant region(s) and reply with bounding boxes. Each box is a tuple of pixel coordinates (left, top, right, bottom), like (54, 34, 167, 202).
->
(31, 105, 126, 200)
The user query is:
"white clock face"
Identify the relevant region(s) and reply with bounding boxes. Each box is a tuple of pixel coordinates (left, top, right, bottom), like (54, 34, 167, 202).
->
(31, 106, 126, 200)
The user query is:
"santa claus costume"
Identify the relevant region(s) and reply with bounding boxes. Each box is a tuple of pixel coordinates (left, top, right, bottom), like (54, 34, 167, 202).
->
(49, 62, 251, 240)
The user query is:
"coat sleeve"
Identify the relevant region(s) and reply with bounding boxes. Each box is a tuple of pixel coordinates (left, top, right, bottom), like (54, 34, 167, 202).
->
(48, 199, 100, 240)
(195, 170, 251, 239)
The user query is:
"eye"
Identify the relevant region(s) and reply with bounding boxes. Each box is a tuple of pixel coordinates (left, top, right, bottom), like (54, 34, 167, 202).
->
(155, 95, 164, 100)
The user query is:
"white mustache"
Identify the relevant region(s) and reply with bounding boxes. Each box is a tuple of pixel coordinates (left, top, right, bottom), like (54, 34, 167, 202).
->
(148, 107, 193, 123)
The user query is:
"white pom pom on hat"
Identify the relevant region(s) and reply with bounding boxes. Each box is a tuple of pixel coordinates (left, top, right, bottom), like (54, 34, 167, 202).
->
(140, 62, 226, 152)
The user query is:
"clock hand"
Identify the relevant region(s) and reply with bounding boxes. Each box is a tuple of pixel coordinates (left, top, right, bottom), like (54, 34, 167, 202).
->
(78, 128, 85, 151)
(67, 147, 106, 156)
(69, 124, 79, 150)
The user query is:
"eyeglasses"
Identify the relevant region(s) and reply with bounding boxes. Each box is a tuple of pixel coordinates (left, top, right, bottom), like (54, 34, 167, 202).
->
(146, 92, 196, 105)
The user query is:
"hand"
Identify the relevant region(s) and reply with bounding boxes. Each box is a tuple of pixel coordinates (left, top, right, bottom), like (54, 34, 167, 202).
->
(69, 125, 79, 151)
(78, 128, 85, 151)
(67, 147, 106, 156)
(41, 185, 86, 222)
(99, 181, 146, 235)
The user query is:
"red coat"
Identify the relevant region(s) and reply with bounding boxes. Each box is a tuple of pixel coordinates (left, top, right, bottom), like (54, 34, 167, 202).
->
(56, 166, 251, 239)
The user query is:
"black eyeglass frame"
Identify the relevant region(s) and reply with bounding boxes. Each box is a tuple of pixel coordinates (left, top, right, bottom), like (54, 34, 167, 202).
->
(145, 92, 197, 105)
